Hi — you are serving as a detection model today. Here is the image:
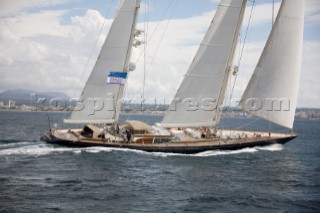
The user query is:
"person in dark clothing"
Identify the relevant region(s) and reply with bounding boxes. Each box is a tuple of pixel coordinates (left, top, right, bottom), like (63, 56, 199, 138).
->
(126, 129, 132, 142)
(201, 132, 206, 139)
(116, 124, 120, 135)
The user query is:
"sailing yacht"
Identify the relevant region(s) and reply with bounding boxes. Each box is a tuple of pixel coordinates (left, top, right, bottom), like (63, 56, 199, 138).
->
(41, 0, 304, 154)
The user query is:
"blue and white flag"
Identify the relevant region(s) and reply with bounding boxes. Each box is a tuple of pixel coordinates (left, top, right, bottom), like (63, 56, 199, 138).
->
(106, 72, 128, 85)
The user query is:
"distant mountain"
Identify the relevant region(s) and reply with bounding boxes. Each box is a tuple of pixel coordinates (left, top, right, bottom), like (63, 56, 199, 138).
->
(0, 89, 71, 106)
(296, 108, 320, 112)
(39, 91, 70, 100)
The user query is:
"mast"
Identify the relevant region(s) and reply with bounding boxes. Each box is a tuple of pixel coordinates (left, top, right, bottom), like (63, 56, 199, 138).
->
(114, 0, 141, 122)
(162, 0, 248, 128)
(213, 0, 247, 133)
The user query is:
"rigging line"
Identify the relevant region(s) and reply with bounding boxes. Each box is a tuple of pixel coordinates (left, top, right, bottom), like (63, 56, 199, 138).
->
(116, 0, 141, 122)
(73, 0, 115, 98)
(137, 0, 179, 95)
(142, 0, 150, 99)
(124, 0, 149, 97)
(229, 0, 255, 103)
(134, 0, 176, 64)
(235, 116, 288, 134)
(215, 0, 247, 132)
(231, 115, 259, 131)
(123, 0, 150, 107)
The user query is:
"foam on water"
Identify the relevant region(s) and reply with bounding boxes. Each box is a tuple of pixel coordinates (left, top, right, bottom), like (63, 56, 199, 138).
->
(256, 144, 283, 151)
(121, 145, 283, 158)
(192, 147, 259, 157)
(0, 142, 78, 156)
(115, 145, 279, 157)
(0, 142, 140, 157)
(84, 147, 114, 154)
(0, 141, 35, 149)
(80, 144, 283, 157)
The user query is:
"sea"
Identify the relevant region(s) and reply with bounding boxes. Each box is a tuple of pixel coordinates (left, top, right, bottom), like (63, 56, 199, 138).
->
(0, 110, 319, 212)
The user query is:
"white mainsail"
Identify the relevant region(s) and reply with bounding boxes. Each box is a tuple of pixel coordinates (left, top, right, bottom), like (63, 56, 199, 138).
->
(65, 0, 141, 124)
(240, 0, 304, 129)
(162, 0, 247, 128)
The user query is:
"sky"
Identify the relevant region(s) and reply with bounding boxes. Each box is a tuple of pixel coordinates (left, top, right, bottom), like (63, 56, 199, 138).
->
(0, 0, 319, 108)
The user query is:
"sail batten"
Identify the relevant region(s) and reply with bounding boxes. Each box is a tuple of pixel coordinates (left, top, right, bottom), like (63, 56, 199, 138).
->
(65, 0, 140, 124)
(162, 0, 247, 128)
(240, 0, 304, 129)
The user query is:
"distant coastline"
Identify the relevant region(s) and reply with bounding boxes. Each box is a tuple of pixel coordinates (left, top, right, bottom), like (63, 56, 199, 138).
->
(1, 105, 319, 120)
(1, 89, 319, 120)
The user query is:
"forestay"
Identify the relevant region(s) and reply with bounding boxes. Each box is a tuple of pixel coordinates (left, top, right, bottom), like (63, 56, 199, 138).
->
(240, 0, 304, 129)
(162, 0, 247, 128)
(65, 0, 140, 124)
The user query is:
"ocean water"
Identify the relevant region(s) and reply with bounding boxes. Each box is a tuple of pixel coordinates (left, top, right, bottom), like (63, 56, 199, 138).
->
(0, 111, 319, 212)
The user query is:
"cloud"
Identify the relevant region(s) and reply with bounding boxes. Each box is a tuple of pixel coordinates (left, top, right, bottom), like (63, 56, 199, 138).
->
(127, 11, 214, 99)
(0, 1, 319, 108)
(304, 0, 320, 24)
(0, 10, 68, 38)
(209, 0, 220, 4)
(238, 2, 279, 28)
(0, 9, 112, 96)
(139, 1, 153, 14)
(305, 0, 320, 15)
(298, 42, 320, 108)
(0, 0, 73, 17)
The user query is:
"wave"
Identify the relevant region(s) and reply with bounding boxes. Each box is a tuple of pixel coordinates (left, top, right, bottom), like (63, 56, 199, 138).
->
(0, 143, 78, 156)
(0, 142, 283, 157)
(192, 147, 259, 157)
(0, 143, 133, 157)
(0, 141, 36, 149)
(256, 144, 283, 151)
(190, 144, 283, 157)
(0, 139, 30, 143)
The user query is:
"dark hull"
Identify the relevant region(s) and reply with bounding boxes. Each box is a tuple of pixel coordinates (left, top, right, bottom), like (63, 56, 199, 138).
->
(41, 132, 297, 154)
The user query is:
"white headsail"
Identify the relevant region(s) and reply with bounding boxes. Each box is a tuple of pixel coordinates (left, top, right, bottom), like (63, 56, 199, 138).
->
(240, 0, 304, 129)
(65, 0, 141, 124)
(162, 0, 247, 128)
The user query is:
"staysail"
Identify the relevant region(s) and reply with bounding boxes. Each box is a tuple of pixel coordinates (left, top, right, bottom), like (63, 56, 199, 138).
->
(65, 0, 141, 124)
(240, 0, 304, 129)
(162, 0, 247, 128)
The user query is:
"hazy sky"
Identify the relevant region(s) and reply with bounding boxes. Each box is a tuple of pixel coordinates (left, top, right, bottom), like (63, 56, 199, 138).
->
(0, 0, 319, 108)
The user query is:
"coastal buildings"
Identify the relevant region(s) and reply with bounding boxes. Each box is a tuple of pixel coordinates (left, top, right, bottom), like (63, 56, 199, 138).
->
(8, 100, 16, 108)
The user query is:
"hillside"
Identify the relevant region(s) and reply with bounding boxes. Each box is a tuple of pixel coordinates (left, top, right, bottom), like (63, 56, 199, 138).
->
(0, 89, 71, 106)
